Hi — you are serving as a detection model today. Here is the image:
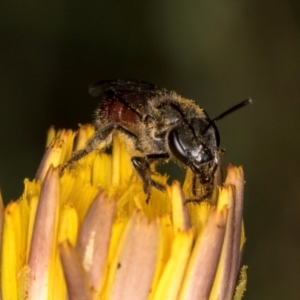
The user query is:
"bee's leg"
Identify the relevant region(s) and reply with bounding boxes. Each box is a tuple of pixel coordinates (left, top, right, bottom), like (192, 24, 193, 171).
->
(60, 124, 138, 174)
(131, 154, 168, 203)
(60, 124, 115, 174)
(185, 173, 214, 204)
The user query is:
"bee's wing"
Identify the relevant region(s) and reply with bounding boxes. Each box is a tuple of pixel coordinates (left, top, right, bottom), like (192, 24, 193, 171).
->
(89, 79, 161, 97)
(89, 79, 166, 114)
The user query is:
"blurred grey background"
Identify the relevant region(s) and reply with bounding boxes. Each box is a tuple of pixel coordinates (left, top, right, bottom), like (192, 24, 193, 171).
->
(0, 1, 299, 299)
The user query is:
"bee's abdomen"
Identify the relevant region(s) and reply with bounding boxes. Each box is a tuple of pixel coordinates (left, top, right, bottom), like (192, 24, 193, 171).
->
(99, 98, 141, 125)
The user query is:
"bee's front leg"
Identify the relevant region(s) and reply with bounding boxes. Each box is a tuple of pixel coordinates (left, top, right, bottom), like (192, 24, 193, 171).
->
(131, 154, 168, 203)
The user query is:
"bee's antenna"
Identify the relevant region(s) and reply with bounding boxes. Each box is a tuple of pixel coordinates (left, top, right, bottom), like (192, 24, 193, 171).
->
(212, 98, 252, 122)
(202, 98, 252, 135)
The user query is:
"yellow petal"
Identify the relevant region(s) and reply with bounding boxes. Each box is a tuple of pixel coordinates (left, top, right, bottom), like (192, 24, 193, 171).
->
(57, 129, 76, 165)
(169, 181, 191, 232)
(111, 136, 122, 186)
(35, 140, 63, 181)
(53, 205, 79, 300)
(1, 202, 21, 300)
(92, 153, 112, 189)
(152, 230, 194, 300)
(74, 124, 95, 151)
(0, 190, 3, 257)
(46, 126, 56, 148)
(22, 179, 41, 203)
(61, 171, 99, 222)
(186, 201, 211, 237)
(149, 215, 174, 299)
(58, 205, 79, 246)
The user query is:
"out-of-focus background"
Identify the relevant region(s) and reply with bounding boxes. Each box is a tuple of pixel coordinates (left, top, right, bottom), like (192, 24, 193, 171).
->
(0, 1, 299, 299)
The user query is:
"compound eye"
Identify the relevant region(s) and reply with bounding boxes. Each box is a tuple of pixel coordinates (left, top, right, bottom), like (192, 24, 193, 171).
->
(168, 129, 189, 164)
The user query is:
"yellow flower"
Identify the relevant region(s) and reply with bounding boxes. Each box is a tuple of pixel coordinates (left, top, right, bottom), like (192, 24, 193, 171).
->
(0, 125, 247, 300)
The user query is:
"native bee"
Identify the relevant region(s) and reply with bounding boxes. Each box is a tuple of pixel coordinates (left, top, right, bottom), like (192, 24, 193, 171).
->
(60, 79, 251, 203)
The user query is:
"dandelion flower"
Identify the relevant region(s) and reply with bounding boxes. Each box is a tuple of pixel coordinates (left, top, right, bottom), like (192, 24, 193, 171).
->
(0, 125, 247, 300)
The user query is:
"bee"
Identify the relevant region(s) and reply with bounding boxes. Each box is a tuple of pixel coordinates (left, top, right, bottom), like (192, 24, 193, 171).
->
(60, 79, 251, 203)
